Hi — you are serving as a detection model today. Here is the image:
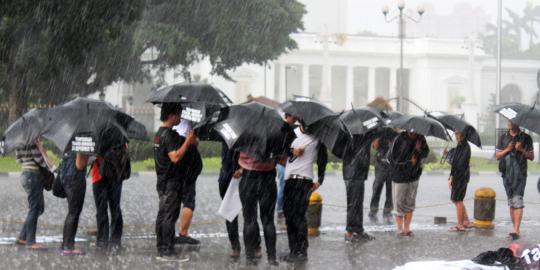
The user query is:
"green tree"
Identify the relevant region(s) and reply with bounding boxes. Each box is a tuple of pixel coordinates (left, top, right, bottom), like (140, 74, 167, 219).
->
(0, 0, 305, 122)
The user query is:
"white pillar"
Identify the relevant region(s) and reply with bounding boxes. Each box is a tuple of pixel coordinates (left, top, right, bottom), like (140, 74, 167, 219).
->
(389, 68, 397, 98)
(368, 67, 376, 102)
(302, 64, 310, 97)
(279, 63, 286, 102)
(345, 66, 354, 109)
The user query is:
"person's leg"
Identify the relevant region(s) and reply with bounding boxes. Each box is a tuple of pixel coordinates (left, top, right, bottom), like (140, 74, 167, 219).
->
(179, 181, 197, 239)
(239, 171, 260, 259)
(383, 173, 394, 216)
(345, 180, 366, 237)
(513, 207, 523, 234)
(403, 212, 413, 234)
(62, 173, 86, 251)
(403, 181, 419, 235)
(21, 171, 44, 246)
(218, 176, 241, 252)
(156, 192, 167, 253)
(276, 165, 285, 216)
(392, 182, 404, 234)
(92, 180, 109, 247)
(294, 180, 313, 257)
(370, 168, 385, 217)
(283, 179, 296, 256)
(259, 171, 277, 262)
(453, 201, 464, 228)
(161, 189, 181, 253)
(108, 181, 123, 246)
(179, 208, 193, 236)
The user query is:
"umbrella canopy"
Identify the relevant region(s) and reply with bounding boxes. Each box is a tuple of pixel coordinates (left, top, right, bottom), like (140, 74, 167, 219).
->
(280, 99, 335, 126)
(1, 108, 48, 154)
(146, 83, 233, 105)
(428, 111, 482, 148)
(246, 95, 280, 109)
(494, 103, 540, 135)
(388, 114, 449, 141)
(205, 101, 295, 160)
(305, 114, 350, 158)
(2, 97, 147, 154)
(340, 107, 385, 135)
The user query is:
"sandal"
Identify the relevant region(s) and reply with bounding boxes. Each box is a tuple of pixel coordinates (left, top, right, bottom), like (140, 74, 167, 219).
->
(27, 244, 44, 250)
(15, 239, 27, 246)
(463, 223, 474, 229)
(448, 226, 466, 232)
(508, 233, 520, 241)
(403, 231, 414, 237)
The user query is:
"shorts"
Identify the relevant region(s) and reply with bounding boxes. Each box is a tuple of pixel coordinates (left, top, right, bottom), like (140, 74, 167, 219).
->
(182, 181, 196, 210)
(450, 181, 468, 202)
(503, 175, 526, 209)
(392, 181, 419, 216)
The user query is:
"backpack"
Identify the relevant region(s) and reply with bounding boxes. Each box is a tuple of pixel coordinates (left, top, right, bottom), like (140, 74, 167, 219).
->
(100, 144, 131, 182)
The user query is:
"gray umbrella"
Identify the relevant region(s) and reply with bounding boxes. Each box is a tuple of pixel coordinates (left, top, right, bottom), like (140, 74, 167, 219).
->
(388, 114, 450, 141)
(494, 103, 540, 135)
(1, 97, 147, 154)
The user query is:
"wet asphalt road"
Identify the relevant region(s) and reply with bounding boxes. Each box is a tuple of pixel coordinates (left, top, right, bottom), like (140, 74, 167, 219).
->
(0, 171, 539, 270)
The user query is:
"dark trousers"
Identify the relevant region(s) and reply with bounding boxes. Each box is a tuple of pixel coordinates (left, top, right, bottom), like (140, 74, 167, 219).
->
(344, 179, 365, 234)
(370, 166, 393, 214)
(92, 178, 123, 247)
(155, 188, 182, 253)
(62, 171, 86, 250)
(218, 170, 241, 251)
(239, 170, 277, 259)
(19, 170, 45, 245)
(283, 179, 312, 257)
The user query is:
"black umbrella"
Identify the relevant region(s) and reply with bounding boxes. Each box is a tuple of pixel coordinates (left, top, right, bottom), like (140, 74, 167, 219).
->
(2, 97, 147, 154)
(428, 111, 482, 148)
(146, 83, 233, 105)
(494, 103, 540, 135)
(280, 98, 335, 126)
(1, 108, 48, 154)
(305, 114, 350, 158)
(340, 107, 385, 135)
(388, 114, 449, 141)
(203, 101, 295, 160)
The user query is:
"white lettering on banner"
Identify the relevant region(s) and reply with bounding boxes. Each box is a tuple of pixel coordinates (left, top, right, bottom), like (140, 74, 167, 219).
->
(499, 108, 518, 119)
(294, 96, 312, 102)
(521, 245, 540, 265)
(430, 111, 444, 117)
(71, 136, 95, 152)
(363, 117, 379, 129)
(219, 123, 238, 140)
(181, 107, 203, 122)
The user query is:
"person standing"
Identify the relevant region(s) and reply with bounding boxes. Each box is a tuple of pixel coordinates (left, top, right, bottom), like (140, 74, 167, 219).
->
(342, 133, 375, 243)
(281, 122, 327, 263)
(153, 103, 197, 261)
(495, 121, 534, 240)
(388, 131, 429, 237)
(15, 140, 53, 249)
(58, 151, 89, 254)
(444, 129, 472, 232)
(369, 129, 398, 222)
(173, 120, 203, 246)
(90, 126, 130, 252)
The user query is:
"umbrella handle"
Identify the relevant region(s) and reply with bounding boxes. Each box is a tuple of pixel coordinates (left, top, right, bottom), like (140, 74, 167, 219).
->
(439, 141, 451, 165)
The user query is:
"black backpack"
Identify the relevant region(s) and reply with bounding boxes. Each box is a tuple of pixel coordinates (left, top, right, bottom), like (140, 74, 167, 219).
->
(100, 144, 131, 182)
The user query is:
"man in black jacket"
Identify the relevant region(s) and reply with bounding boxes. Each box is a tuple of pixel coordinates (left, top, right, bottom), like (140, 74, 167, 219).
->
(342, 133, 376, 242)
(389, 131, 429, 237)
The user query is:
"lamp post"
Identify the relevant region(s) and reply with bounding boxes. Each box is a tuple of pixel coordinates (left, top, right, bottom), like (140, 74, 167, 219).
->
(285, 65, 297, 101)
(382, 0, 425, 112)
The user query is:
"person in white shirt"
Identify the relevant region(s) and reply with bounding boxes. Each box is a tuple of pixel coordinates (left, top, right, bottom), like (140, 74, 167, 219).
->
(281, 121, 328, 263)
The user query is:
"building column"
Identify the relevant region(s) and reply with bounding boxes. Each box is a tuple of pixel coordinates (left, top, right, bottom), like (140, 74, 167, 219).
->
(367, 67, 376, 102)
(345, 66, 354, 109)
(389, 68, 397, 99)
(302, 64, 310, 97)
(279, 63, 286, 102)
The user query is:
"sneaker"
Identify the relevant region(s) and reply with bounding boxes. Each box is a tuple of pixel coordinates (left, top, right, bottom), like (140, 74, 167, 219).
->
(254, 248, 262, 259)
(174, 235, 200, 245)
(268, 257, 279, 266)
(280, 253, 297, 263)
(345, 232, 375, 243)
(229, 249, 241, 259)
(156, 252, 189, 262)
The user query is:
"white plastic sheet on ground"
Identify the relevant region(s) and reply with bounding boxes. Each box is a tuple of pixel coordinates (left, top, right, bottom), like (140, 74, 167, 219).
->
(394, 260, 509, 270)
(218, 178, 242, 222)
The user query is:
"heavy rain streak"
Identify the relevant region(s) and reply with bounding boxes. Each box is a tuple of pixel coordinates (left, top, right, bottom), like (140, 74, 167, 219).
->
(2, 0, 540, 269)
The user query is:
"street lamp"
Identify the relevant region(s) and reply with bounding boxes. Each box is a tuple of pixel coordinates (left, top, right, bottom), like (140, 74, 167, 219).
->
(285, 65, 297, 101)
(382, 1, 425, 112)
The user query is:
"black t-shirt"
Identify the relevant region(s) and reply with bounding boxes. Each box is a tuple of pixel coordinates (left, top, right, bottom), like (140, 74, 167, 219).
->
(497, 131, 533, 176)
(389, 132, 429, 183)
(449, 141, 471, 183)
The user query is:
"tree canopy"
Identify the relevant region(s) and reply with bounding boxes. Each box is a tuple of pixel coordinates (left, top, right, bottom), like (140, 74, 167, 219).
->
(0, 0, 305, 123)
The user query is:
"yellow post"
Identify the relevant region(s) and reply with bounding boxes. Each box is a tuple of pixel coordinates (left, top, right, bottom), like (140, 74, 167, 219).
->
(306, 192, 323, 236)
(473, 188, 496, 229)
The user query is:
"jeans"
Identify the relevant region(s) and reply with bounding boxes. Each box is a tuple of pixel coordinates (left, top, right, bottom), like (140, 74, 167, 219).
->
(155, 188, 182, 253)
(19, 170, 45, 245)
(62, 171, 86, 250)
(276, 164, 286, 213)
(239, 170, 277, 260)
(344, 179, 365, 234)
(283, 179, 312, 257)
(93, 178, 123, 247)
(370, 166, 393, 214)
(218, 170, 241, 251)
